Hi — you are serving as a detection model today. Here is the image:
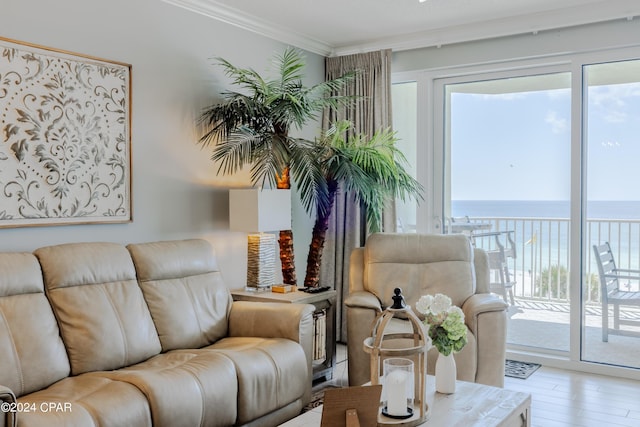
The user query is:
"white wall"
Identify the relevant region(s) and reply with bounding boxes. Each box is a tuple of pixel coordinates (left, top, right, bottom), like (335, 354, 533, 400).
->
(0, 0, 322, 288)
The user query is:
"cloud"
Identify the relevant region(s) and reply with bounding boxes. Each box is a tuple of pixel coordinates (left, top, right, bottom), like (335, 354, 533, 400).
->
(603, 110, 627, 123)
(601, 140, 621, 148)
(589, 83, 640, 123)
(545, 111, 568, 134)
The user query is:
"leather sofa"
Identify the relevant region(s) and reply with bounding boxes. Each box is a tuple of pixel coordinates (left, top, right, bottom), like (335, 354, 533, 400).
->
(345, 233, 508, 388)
(0, 239, 315, 427)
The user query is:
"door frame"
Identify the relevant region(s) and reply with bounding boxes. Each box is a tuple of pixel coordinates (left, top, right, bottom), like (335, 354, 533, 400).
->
(392, 46, 640, 380)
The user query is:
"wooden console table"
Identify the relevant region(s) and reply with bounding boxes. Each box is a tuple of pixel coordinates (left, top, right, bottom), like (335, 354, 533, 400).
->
(231, 289, 337, 382)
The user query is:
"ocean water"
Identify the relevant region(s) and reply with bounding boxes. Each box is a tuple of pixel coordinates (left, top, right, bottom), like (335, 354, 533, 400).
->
(452, 200, 640, 220)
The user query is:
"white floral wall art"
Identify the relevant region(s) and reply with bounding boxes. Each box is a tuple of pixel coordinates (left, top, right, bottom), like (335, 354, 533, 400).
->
(0, 37, 131, 227)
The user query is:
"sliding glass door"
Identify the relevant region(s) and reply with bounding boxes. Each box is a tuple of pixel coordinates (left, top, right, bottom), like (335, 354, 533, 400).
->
(583, 59, 640, 369)
(439, 71, 572, 353)
(392, 81, 418, 233)
(392, 48, 640, 373)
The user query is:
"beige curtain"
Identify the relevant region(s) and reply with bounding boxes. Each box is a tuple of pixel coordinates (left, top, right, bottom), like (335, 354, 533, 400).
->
(320, 49, 395, 342)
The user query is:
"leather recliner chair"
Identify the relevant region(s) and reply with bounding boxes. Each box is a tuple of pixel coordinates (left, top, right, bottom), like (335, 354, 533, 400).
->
(345, 233, 508, 388)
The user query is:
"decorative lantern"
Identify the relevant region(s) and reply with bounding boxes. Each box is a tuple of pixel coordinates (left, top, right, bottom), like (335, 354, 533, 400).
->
(363, 288, 430, 426)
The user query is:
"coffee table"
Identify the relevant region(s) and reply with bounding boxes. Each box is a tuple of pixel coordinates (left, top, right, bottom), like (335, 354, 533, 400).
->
(280, 376, 531, 426)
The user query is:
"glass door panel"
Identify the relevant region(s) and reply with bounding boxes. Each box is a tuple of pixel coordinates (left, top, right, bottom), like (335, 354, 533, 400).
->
(444, 73, 572, 352)
(392, 81, 418, 233)
(583, 59, 640, 369)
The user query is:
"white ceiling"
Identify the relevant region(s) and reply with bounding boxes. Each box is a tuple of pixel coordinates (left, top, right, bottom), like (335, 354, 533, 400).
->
(164, 0, 640, 56)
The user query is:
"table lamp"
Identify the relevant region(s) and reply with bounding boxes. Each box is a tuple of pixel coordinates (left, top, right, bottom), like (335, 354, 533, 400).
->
(229, 188, 291, 291)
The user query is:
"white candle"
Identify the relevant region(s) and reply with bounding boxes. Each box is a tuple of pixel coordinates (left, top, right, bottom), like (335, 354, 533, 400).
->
(386, 369, 408, 416)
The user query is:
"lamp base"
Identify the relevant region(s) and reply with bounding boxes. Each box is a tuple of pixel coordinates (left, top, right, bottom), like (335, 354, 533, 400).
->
(246, 233, 276, 290)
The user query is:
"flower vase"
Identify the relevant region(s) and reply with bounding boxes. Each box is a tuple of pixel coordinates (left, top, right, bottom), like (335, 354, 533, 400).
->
(435, 352, 456, 394)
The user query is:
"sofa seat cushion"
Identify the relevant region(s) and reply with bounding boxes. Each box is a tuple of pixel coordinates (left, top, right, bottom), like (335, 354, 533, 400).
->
(17, 375, 151, 427)
(207, 337, 307, 424)
(384, 317, 477, 382)
(96, 351, 237, 427)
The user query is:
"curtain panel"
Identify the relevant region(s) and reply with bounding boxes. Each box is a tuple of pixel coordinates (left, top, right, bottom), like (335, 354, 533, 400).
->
(320, 49, 394, 342)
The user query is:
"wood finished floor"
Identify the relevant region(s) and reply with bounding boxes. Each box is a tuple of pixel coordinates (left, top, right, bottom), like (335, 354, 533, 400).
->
(327, 344, 640, 427)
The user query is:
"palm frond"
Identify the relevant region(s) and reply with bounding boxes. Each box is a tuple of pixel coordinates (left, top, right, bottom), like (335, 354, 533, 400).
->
(211, 127, 263, 176)
(250, 148, 285, 189)
(289, 138, 330, 217)
(276, 47, 306, 85)
(216, 57, 268, 96)
(303, 72, 358, 112)
(314, 122, 423, 232)
(198, 94, 268, 145)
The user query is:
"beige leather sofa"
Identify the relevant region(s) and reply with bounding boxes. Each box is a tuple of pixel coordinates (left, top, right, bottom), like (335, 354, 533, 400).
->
(0, 239, 314, 427)
(345, 233, 508, 388)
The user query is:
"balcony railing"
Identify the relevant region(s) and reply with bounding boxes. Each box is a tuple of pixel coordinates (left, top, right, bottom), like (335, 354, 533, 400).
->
(462, 217, 640, 304)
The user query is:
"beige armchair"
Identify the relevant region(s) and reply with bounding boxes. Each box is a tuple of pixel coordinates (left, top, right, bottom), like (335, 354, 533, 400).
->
(345, 233, 508, 388)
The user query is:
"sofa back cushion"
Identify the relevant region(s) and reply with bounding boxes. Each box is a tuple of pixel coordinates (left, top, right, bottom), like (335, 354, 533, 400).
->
(0, 253, 70, 396)
(364, 233, 476, 310)
(35, 242, 162, 375)
(127, 239, 232, 352)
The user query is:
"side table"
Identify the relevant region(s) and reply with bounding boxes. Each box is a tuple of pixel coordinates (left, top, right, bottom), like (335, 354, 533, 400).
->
(231, 289, 337, 382)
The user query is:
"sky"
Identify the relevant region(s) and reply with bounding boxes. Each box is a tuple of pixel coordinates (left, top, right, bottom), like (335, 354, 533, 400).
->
(449, 68, 640, 202)
(451, 86, 571, 201)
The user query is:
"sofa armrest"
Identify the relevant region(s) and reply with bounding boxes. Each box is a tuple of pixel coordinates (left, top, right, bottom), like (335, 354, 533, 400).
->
(0, 385, 16, 427)
(473, 248, 490, 294)
(228, 301, 316, 406)
(228, 301, 315, 343)
(461, 293, 508, 387)
(344, 291, 383, 386)
(349, 248, 366, 293)
(344, 291, 382, 311)
(461, 293, 507, 331)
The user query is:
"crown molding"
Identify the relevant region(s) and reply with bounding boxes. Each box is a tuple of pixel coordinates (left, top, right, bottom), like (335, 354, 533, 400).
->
(161, 0, 333, 56)
(163, 0, 640, 58)
(332, 3, 640, 56)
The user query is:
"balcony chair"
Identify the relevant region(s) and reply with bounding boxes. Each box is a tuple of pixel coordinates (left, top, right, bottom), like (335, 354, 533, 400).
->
(593, 242, 640, 342)
(345, 233, 508, 388)
(486, 231, 517, 305)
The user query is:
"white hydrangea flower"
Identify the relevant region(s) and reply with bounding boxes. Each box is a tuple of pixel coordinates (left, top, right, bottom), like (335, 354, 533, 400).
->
(419, 293, 468, 355)
(415, 294, 433, 314)
(447, 305, 465, 321)
(430, 293, 452, 315)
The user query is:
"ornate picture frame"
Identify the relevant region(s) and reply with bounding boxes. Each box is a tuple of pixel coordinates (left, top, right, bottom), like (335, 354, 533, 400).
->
(0, 37, 132, 228)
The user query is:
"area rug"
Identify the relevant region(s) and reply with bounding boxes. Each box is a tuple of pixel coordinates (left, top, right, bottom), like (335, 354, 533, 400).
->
(505, 359, 541, 379)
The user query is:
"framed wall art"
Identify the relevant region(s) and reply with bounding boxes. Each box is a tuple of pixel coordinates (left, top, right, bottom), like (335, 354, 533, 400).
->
(0, 37, 132, 228)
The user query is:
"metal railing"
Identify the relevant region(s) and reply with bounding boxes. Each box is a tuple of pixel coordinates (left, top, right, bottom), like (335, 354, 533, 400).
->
(464, 217, 640, 304)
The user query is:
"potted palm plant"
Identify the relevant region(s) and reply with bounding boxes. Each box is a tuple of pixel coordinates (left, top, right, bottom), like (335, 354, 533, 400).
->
(291, 120, 423, 287)
(198, 48, 353, 286)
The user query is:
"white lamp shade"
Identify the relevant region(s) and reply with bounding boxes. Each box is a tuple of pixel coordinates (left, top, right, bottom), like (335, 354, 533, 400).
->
(229, 189, 292, 232)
